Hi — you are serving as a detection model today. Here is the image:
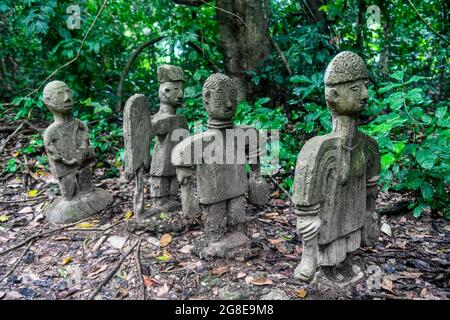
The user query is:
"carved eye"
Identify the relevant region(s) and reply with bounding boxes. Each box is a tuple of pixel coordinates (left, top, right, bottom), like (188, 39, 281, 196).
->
(165, 88, 170, 92)
(350, 85, 359, 91)
(217, 89, 224, 94)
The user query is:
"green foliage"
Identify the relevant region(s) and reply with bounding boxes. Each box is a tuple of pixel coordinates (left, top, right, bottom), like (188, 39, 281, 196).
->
(1, 0, 448, 217)
(362, 74, 450, 218)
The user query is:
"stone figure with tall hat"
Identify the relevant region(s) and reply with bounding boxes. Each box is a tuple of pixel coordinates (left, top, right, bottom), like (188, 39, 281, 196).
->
(123, 65, 188, 222)
(292, 52, 380, 282)
(42, 80, 113, 224)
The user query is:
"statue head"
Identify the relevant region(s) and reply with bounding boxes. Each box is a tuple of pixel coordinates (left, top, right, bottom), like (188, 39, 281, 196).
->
(324, 51, 369, 115)
(202, 73, 237, 120)
(158, 64, 184, 107)
(43, 80, 73, 115)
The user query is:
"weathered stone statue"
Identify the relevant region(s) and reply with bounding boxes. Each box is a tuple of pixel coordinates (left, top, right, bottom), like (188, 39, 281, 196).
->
(148, 65, 188, 215)
(124, 65, 188, 220)
(292, 52, 380, 282)
(42, 80, 113, 224)
(172, 73, 270, 260)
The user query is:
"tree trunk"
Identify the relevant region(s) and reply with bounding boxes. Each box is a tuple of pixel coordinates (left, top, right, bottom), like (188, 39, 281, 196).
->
(174, 0, 272, 103)
(215, 0, 271, 102)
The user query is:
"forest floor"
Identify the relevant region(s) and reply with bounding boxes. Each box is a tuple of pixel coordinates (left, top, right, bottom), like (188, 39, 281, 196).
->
(0, 124, 449, 300)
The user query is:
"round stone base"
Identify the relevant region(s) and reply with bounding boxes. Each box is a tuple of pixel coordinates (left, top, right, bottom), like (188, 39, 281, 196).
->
(43, 188, 113, 224)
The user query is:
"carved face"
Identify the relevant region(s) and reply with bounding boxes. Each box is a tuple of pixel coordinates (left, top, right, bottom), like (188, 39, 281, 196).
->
(43, 82, 73, 114)
(159, 81, 183, 107)
(325, 79, 369, 115)
(203, 84, 237, 120)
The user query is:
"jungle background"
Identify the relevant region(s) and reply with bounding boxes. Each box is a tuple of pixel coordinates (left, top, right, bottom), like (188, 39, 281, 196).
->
(0, 0, 448, 300)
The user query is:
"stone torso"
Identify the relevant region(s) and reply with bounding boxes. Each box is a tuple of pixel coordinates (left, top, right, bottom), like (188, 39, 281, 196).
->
(293, 130, 376, 245)
(150, 113, 188, 176)
(172, 128, 249, 204)
(44, 119, 92, 178)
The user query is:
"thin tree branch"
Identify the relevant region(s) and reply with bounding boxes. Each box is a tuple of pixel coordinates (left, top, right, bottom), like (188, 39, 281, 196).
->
(0, 122, 24, 154)
(173, 0, 212, 5)
(4, 0, 108, 106)
(134, 238, 145, 300)
(0, 216, 94, 256)
(0, 240, 34, 283)
(89, 240, 140, 300)
(269, 37, 292, 76)
(115, 36, 166, 112)
(406, 0, 449, 43)
(187, 41, 221, 72)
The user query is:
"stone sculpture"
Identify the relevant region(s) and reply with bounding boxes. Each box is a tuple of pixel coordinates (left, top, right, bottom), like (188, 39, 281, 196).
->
(292, 51, 380, 282)
(124, 64, 188, 220)
(172, 73, 270, 260)
(42, 80, 113, 224)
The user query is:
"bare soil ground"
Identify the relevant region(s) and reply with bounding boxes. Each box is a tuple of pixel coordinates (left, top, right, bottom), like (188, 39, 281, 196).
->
(0, 123, 448, 300)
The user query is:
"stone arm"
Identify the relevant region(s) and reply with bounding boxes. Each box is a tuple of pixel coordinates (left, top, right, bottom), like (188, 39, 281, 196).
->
(172, 135, 202, 218)
(76, 121, 95, 166)
(292, 136, 338, 282)
(240, 126, 271, 206)
(362, 135, 381, 246)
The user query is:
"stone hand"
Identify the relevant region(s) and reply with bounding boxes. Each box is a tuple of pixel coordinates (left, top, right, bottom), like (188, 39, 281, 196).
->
(176, 167, 193, 186)
(61, 158, 77, 166)
(297, 215, 321, 241)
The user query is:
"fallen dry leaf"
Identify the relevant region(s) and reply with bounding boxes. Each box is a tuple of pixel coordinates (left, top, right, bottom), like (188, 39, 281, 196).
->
(75, 222, 95, 229)
(123, 210, 133, 220)
(212, 266, 230, 277)
(27, 189, 39, 197)
(296, 288, 308, 298)
(265, 212, 279, 218)
(116, 288, 128, 299)
(381, 277, 395, 294)
(160, 234, 172, 247)
(157, 283, 170, 297)
(143, 276, 160, 287)
(17, 206, 33, 214)
(420, 288, 429, 298)
(0, 215, 10, 223)
(62, 257, 73, 265)
(250, 277, 273, 286)
(88, 265, 108, 279)
(53, 236, 71, 241)
(236, 272, 246, 279)
(268, 238, 284, 245)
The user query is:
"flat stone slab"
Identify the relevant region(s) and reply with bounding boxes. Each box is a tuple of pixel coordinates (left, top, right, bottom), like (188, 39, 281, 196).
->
(44, 188, 113, 224)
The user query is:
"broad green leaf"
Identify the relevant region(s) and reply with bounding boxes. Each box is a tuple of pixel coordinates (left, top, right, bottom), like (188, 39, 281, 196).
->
(390, 71, 404, 82)
(405, 75, 425, 85)
(289, 75, 312, 84)
(381, 153, 395, 170)
(412, 203, 429, 218)
(416, 149, 437, 170)
(420, 182, 434, 201)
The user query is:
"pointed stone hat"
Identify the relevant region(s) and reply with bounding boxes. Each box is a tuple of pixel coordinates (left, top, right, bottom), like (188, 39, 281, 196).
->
(324, 51, 369, 85)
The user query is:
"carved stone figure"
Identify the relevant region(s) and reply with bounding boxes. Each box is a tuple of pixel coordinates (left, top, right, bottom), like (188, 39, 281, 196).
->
(292, 52, 380, 282)
(124, 65, 188, 220)
(172, 73, 270, 260)
(42, 80, 113, 224)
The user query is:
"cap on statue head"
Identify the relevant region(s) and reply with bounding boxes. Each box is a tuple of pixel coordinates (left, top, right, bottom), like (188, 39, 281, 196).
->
(157, 64, 184, 83)
(324, 51, 369, 86)
(43, 80, 69, 97)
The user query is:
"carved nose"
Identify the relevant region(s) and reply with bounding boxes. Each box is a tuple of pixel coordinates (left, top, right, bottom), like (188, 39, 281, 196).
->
(64, 93, 70, 102)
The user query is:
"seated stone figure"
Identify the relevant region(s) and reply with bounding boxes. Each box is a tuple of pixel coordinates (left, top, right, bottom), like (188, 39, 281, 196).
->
(42, 80, 113, 224)
(293, 52, 380, 282)
(172, 73, 270, 260)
